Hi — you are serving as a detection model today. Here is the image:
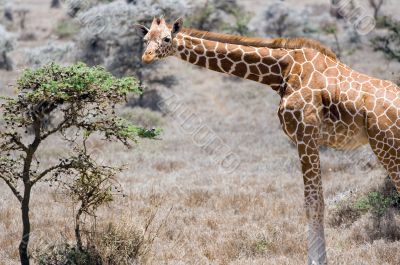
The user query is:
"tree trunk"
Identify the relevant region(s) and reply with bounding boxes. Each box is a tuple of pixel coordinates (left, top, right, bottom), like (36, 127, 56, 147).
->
(18, 184, 31, 265)
(333, 32, 342, 59)
(18, 106, 41, 265)
(374, 8, 379, 20)
(75, 207, 84, 251)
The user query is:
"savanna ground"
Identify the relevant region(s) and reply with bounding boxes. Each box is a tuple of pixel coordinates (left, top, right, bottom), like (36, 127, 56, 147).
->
(1, 0, 400, 264)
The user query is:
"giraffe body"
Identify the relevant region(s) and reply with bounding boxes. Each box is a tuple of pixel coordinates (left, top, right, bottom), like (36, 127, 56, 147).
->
(134, 17, 400, 265)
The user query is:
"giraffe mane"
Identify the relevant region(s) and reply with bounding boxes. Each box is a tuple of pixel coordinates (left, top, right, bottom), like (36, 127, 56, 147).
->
(176, 27, 338, 61)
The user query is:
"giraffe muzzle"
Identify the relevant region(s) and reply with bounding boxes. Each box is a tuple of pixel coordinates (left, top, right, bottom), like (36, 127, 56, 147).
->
(142, 53, 156, 64)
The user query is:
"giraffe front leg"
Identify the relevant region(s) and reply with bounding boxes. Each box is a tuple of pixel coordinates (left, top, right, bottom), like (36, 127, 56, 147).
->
(297, 140, 327, 265)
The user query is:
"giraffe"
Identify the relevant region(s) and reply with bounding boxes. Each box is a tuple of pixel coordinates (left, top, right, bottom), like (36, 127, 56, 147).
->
(134, 17, 400, 265)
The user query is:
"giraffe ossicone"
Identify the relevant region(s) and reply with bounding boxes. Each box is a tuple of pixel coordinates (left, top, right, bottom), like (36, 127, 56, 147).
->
(134, 17, 400, 265)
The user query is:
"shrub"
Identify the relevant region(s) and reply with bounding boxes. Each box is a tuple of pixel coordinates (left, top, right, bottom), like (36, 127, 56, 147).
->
(328, 191, 363, 228)
(329, 177, 400, 241)
(34, 243, 101, 265)
(354, 191, 399, 218)
(120, 107, 163, 128)
(24, 42, 75, 68)
(262, 2, 365, 58)
(15, 7, 29, 30)
(65, 0, 113, 17)
(33, 206, 170, 265)
(4, 4, 13, 22)
(329, 0, 356, 19)
(0, 24, 14, 70)
(54, 19, 80, 39)
(264, 1, 302, 37)
(94, 222, 145, 264)
(59, 161, 123, 252)
(371, 16, 400, 62)
(127, 88, 165, 112)
(185, 0, 252, 35)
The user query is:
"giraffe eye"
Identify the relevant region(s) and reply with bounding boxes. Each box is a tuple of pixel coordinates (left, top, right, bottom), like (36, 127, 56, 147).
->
(163, 37, 171, 43)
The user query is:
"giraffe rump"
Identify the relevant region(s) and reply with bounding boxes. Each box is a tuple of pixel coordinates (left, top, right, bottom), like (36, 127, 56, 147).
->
(177, 27, 338, 61)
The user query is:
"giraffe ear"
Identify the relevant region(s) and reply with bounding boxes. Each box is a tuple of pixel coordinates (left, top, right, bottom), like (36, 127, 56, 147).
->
(171, 17, 183, 36)
(133, 24, 149, 38)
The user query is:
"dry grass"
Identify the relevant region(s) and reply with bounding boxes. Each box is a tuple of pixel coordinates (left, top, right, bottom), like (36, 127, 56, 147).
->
(1, 0, 400, 265)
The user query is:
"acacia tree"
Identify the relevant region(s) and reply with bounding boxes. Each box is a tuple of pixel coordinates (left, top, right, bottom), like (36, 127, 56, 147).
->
(0, 63, 158, 265)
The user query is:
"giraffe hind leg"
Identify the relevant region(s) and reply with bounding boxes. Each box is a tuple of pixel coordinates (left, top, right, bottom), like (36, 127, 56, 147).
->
(388, 170, 400, 193)
(369, 146, 400, 193)
(367, 120, 400, 192)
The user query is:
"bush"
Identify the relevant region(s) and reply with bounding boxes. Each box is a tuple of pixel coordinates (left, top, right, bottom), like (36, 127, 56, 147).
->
(34, 243, 101, 265)
(93, 222, 145, 264)
(0, 24, 14, 70)
(355, 191, 400, 218)
(263, 1, 303, 38)
(74, 0, 190, 77)
(120, 107, 163, 128)
(127, 88, 165, 112)
(3, 3, 13, 22)
(329, 0, 356, 19)
(371, 16, 400, 62)
(54, 19, 80, 39)
(328, 191, 362, 228)
(33, 225, 142, 265)
(328, 177, 400, 241)
(24, 42, 75, 68)
(65, 0, 114, 17)
(185, 0, 252, 35)
(262, 2, 364, 58)
(33, 207, 170, 265)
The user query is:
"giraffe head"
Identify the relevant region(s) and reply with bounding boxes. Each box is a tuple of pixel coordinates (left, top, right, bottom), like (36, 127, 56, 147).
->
(134, 17, 183, 64)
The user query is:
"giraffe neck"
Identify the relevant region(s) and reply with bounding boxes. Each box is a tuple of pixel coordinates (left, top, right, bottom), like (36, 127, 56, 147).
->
(173, 34, 291, 90)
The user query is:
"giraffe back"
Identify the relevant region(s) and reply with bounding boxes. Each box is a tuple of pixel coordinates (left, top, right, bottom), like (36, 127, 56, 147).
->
(281, 49, 400, 150)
